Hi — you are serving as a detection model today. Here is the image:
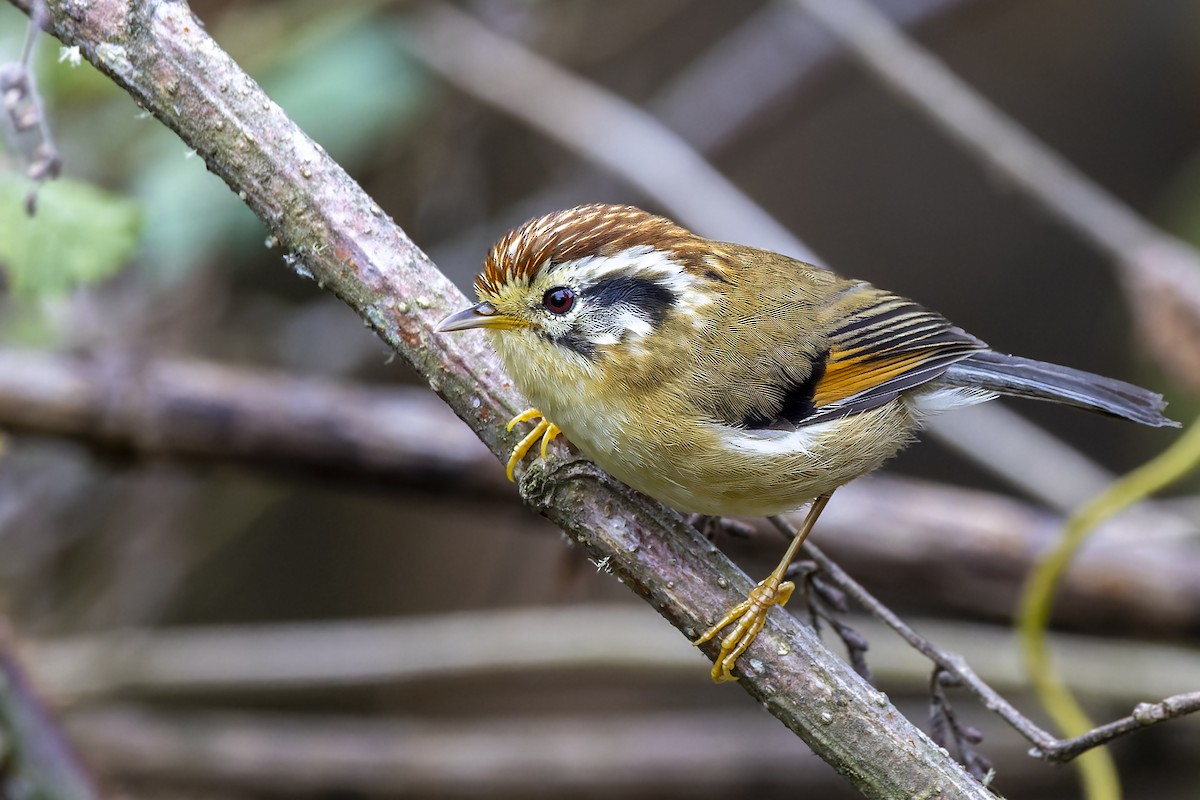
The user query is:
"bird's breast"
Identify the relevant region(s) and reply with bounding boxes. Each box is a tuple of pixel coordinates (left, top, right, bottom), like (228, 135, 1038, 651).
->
(530, 381, 919, 517)
(491, 328, 921, 517)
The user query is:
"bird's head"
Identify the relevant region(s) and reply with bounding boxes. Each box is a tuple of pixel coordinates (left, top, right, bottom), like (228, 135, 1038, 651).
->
(437, 205, 725, 388)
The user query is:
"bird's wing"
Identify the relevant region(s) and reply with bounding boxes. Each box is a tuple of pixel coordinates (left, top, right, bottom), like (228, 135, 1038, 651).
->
(799, 290, 987, 426)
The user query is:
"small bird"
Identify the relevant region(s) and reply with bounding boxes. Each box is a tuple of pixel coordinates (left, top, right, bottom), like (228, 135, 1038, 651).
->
(437, 204, 1176, 682)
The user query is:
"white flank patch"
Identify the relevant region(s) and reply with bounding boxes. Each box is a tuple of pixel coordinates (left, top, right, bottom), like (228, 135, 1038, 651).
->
(717, 417, 834, 457)
(908, 385, 997, 417)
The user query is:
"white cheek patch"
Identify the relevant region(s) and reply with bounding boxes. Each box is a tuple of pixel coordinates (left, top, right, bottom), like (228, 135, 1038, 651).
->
(591, 331, 620, 347)
(615, 310, 653, 338)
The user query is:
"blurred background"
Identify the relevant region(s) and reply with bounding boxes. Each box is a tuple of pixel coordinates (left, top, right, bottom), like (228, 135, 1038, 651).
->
(1, 0, 1199, 798)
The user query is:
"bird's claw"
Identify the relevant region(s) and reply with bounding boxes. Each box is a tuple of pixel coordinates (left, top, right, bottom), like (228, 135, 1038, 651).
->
(694, 575, 795, 682)
(505, 408, 562, 481)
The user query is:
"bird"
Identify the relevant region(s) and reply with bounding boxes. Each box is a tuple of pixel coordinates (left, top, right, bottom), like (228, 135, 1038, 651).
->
(436, 203, 1177, 682)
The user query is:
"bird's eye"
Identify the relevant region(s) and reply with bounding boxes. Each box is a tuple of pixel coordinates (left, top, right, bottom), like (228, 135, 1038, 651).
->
(542, 287, 576, 315)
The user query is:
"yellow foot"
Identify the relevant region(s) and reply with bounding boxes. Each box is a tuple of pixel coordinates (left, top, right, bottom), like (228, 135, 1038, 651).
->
(505, 408, 562, 481)
(694, 575, 795, 683)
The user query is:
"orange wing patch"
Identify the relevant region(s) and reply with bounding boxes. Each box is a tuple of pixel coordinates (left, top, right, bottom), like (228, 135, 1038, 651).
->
(798, 290, 988, 424)
(812, 349, 940, 409)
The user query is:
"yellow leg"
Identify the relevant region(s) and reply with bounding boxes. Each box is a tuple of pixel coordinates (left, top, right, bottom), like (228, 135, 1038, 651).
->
(694, 493, 833, 683)
(504, 408, 562, 482)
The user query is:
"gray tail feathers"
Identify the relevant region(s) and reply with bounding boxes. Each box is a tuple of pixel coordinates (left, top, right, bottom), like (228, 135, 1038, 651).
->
(942, 351, 1178, 428)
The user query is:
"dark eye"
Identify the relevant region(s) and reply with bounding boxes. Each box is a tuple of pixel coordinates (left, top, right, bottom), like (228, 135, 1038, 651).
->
(542, 286, 576, 314)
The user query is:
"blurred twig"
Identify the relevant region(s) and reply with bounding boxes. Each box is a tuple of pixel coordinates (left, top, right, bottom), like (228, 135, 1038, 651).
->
(21, 607, 1200, 706)
(62, 705, 862, 796)
(0, 348, 507, 496)
(794, 0, 1200, 393)
(0, 624, 99, 800)
(809, 475, 1200, 633)
(0, 0, 62, 212)
(6, 1, 991, 795)
(1, 348, 1197, 632)
(428, 0, 973, 279)
(401, 3, 812, 261)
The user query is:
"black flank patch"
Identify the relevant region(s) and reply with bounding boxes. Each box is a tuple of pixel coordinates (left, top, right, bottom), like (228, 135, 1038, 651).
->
(582, 276, 676, 328)
(741, 350, 829, 429)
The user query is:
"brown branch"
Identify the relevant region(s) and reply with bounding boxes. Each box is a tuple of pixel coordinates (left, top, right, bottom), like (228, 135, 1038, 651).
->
(0, 348, 507, 496)
(6, 0, 992, 795)
(809, 476, 1200, 635)
(64, 705, 953, 796)
(2, 347, 1197, 633)
(22, 608, 1200, 706)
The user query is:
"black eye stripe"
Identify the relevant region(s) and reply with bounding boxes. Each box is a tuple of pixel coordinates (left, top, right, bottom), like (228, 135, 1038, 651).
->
(580, 276, 676, 327)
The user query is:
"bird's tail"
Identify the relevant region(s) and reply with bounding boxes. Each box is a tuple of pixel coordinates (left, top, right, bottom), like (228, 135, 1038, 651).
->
(941, 350, 1178, 428)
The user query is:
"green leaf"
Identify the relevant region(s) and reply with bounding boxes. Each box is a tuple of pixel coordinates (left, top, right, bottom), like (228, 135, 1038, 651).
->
(0, 175, 141, 296)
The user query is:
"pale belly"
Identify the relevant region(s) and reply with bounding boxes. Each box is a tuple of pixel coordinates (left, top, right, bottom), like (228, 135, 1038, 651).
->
(541, 394, 922, 517)
(491, 331, 990, 517)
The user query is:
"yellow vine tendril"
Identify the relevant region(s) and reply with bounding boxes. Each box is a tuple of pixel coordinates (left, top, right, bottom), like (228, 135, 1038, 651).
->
(1017, 415, 1200, 800)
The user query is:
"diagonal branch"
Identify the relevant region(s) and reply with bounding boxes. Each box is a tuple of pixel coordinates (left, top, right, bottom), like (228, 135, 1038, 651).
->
(7, 0, 991, 795)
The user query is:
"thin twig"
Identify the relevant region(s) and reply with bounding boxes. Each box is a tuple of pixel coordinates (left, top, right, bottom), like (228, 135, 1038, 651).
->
(1043, 693, 1200, 763)
(0, 623, 98, 800)
(768, 517, 1200, 764)
(0, 0, 62, 211)
(930, 668, 992, 781)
